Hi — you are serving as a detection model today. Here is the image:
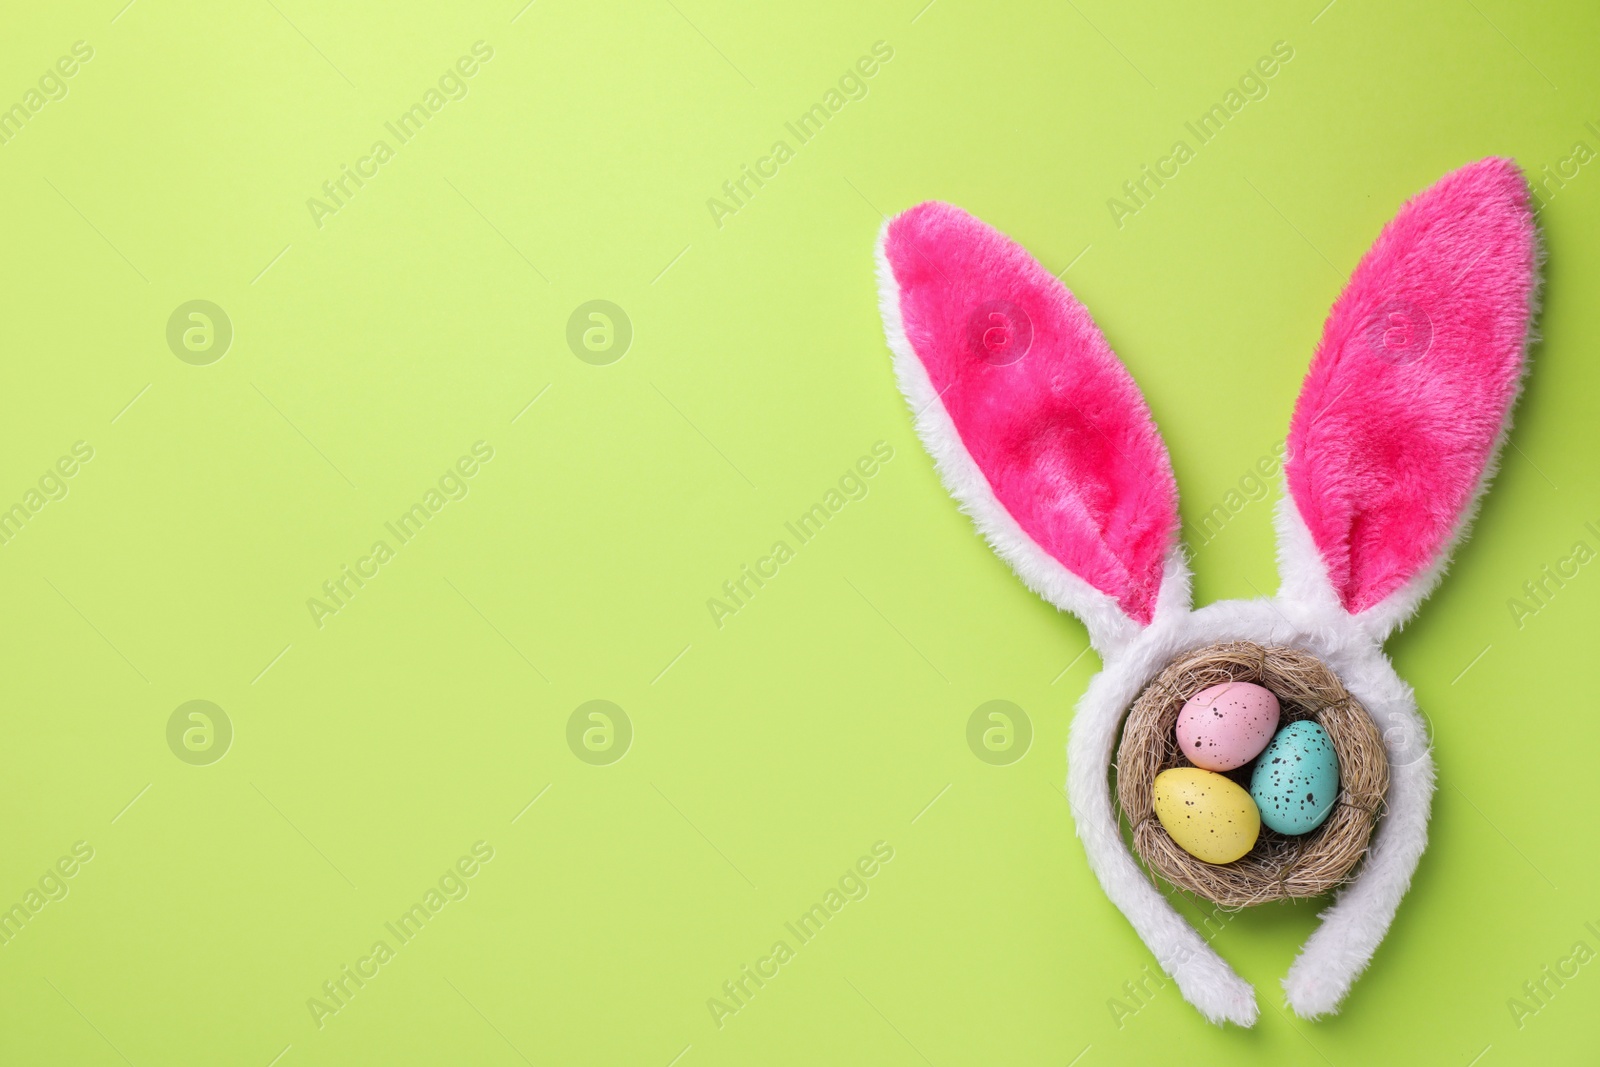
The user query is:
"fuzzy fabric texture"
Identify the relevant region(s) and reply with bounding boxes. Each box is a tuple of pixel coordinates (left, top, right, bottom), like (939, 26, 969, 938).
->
(1286, 157, 1538, 620)
(877, 202, 1179, 627)
(871, 158, 1539, 1027)
(1065, 594, 1432, 1026)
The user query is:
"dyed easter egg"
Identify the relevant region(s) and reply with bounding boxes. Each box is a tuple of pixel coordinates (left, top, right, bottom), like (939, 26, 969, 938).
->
(1175, 681, 1280, 771)
(1250, 720, 1340, 835)
(1152, 767, 1261, 864)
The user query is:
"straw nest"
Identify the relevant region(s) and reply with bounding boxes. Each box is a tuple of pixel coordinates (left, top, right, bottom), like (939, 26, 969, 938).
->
(1115, 642, 1389, 908)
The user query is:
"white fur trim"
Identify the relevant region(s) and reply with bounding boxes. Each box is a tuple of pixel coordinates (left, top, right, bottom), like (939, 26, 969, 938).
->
(1282, 731, 1434, 1016)
(1273, 493, 1343, 618)
(872, 204, 1487, 1022)
(1277, 475, 1491, 643)
(1068, 594, 1432, 1025)
(1256, 225, 1543, 1013)
(874, 225, 1190, 656)
(1279, 228, 1542, 642)
(1067, 606, 1258, 1027)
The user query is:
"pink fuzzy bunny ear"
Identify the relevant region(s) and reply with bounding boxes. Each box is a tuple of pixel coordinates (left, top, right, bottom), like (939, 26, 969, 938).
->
(876, 202, 1185, 651)
(1278, 157, 1540, 637)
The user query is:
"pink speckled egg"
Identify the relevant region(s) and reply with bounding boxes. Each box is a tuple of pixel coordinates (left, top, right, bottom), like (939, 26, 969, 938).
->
(1176, 682, 1280, 772)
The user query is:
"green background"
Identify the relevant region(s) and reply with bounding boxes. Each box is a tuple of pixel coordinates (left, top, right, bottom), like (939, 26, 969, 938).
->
(2, 0, 1596, 1063)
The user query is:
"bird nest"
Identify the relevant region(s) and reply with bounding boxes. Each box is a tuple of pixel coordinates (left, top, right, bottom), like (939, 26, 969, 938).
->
(1115, 641, 1390, 908)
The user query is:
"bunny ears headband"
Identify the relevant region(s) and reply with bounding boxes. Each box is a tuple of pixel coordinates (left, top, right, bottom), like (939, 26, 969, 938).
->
(873, 158, 1539, 1024)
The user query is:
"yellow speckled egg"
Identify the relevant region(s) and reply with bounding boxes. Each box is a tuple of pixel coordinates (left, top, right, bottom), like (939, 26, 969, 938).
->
(1152, 767, 1261, 864)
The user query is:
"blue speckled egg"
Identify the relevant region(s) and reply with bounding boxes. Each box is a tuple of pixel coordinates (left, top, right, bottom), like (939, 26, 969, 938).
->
(1249, 720, 1339, 835)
